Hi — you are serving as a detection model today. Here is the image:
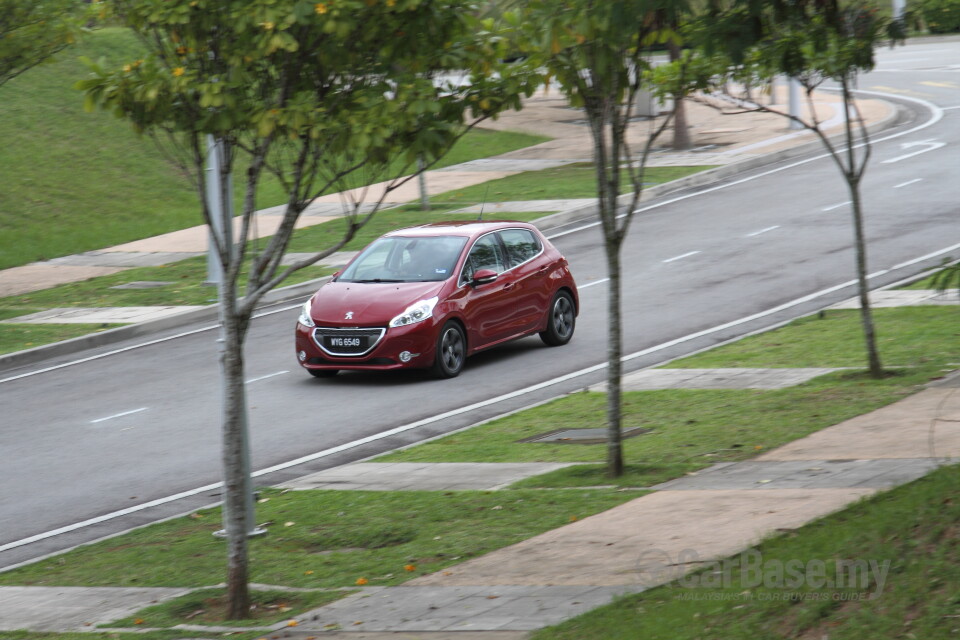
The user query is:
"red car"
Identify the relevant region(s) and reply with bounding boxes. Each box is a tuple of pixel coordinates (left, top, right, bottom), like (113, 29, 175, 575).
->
(295, 221, 578, 378)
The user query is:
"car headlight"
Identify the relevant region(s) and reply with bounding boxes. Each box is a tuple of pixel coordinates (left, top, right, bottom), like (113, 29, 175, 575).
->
(298, 299, 315, 328)
(389, 296, 438, 328)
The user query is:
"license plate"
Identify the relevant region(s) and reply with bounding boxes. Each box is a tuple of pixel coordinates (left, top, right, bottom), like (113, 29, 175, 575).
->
(327, 336, 364, 348)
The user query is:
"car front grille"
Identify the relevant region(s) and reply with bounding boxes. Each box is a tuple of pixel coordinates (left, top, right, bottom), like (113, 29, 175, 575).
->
(312, 327, 386, 357)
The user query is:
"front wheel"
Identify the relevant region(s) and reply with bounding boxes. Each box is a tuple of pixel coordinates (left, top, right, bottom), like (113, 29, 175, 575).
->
(540, 290, 576, 346)
(431, 321, 466, 379)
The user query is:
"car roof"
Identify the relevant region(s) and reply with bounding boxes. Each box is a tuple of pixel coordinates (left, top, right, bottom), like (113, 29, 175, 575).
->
(382, 220, 536, 239)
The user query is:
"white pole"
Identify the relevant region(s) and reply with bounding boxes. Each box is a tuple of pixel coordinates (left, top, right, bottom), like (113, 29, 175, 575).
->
(788, 77, 803, 130)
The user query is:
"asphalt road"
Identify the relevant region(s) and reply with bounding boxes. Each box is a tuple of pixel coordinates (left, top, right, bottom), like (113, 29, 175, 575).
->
(1, 39, 958, 569)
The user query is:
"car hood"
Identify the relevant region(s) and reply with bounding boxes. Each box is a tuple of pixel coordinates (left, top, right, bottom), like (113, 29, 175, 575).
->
(310, 280, 446, 326)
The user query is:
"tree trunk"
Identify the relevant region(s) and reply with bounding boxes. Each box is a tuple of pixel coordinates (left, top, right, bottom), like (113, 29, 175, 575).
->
(848, 182, 883, 377)
(840, 79, 883, 378)
(605, 246, 624, 477)
(219, 296, 253, 619)
(668, 40, 691, 151)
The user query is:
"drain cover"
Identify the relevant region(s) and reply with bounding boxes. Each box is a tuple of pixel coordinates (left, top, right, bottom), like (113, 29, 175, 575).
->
(110, 281, 174, 290)
(521, 427, 650, 444)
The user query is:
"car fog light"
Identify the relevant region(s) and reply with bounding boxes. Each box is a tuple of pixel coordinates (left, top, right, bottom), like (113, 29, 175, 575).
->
(298, 350, 307, 362)
(399, 350, 415, 363)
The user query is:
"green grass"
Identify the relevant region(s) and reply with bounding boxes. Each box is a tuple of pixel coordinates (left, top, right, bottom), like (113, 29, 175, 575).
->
(377, 308, 958, 468)
(0, 488, 634, 589)
(377, 370, 934, 466)
(667, 307, 960, 369)
(532, 463, 960, 640)
(0, 28, 548, 271)
(429, 163, 712, 204)
(107, 587, 351, 628)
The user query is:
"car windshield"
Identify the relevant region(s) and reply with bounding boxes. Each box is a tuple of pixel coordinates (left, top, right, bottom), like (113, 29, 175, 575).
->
(338, 235, 469, 283)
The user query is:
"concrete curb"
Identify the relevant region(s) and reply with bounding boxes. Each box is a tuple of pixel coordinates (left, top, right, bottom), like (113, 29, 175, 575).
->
(0, 93, 906, 374)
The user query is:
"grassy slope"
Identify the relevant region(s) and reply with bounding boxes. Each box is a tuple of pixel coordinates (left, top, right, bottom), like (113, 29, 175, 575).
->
(534, 463, 960, 640)
(0, 28, 547, 270)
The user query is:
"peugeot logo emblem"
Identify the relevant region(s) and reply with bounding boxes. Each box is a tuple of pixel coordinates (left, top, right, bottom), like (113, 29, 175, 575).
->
(345, 311, 354, 320)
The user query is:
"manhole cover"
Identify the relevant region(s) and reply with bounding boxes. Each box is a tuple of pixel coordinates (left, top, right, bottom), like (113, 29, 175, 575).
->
(110, 281, 174, 290)
(520, 427, 651, 444)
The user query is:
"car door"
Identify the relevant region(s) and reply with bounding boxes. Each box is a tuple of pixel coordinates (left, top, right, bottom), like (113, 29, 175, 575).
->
(458, 232, 519, 347)
(497, 227, 550, 334)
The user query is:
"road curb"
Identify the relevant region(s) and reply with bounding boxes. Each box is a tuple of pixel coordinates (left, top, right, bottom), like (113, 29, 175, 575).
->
(0, 94, 905, 374)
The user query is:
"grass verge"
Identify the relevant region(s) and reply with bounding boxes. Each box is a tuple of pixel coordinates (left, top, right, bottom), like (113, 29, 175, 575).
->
(531, 462, 960, 640)
(429, 163, 711, 205)
(106, 587, 351, 628)
(0, 488, 635, 589)
(0, 29, 548, 271)
(377, 306, 958, 476)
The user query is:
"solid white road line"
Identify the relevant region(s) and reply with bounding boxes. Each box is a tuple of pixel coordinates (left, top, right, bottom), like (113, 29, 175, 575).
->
(89, 407, 148, 424)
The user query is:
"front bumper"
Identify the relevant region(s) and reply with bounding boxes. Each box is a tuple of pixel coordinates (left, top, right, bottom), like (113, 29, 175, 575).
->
(295, 319, 439, 372)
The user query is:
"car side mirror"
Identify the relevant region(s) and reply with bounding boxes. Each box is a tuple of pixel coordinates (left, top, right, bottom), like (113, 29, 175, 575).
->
(471, 269, 498, 286)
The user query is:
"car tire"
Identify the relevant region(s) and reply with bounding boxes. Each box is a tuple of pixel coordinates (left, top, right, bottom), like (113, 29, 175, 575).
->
(540, 290, 576, 346)
(432, 321, 466, 379)
(308, 369, 339, 378)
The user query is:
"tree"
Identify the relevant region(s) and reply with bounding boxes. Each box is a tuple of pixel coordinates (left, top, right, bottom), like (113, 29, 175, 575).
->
(0, 0, 81, 89)
(79, 0, 534, 618)
(699, 0, 904, 378)
(522, 0, 707, 476)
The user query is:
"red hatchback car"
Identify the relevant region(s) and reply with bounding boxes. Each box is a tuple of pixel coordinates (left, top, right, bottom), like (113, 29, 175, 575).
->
(295, 221, 578, 378)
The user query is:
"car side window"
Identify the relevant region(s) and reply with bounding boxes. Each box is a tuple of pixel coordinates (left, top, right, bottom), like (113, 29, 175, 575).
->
(462, 233, 506, 283)
(499, 228, 542, 266)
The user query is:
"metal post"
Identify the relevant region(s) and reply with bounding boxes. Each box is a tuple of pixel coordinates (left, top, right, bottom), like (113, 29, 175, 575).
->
(205, 135, 234, 285)
(788, 77, 803, 130)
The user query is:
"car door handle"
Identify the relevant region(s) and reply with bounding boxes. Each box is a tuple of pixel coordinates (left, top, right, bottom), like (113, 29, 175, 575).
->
(537, 266, 549, 276)
(502, 282, 515, 291)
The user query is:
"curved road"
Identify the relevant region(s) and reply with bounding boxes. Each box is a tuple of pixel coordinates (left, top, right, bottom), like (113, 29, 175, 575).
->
(1, 39, 958, 569)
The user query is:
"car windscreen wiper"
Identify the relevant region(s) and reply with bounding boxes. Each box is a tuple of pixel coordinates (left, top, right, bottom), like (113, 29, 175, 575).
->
(353, 278, 405, 283)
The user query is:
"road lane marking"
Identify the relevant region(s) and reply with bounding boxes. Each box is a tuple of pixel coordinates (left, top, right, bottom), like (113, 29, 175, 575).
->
(881, 139, 946, 164)
(578, 278, 609, 290)
(746, 226, 780, 237)
(893, 178, 923, 189)
(919, 81, 958, 88)
(90, 407, 148, 424)
(245, 371, 289, 384)
(663, 251, 701, 263)
(823, 201, 852, 212)
(10, 238, 960, 556)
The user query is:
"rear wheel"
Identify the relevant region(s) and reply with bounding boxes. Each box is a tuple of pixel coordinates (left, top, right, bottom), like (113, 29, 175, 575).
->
(308, 369, 339, 378)
(540, 290, 575, 346)
(431, 321, 466, 378)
